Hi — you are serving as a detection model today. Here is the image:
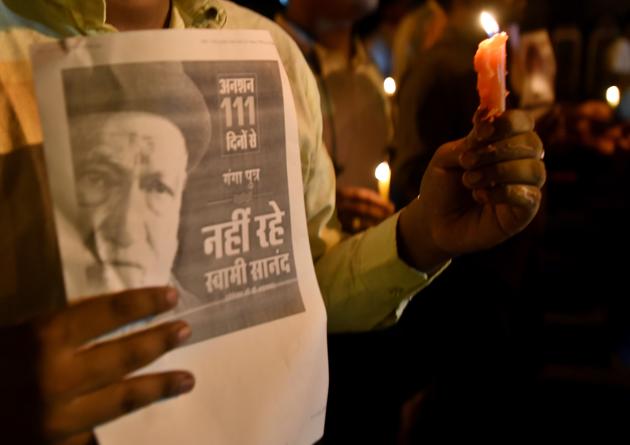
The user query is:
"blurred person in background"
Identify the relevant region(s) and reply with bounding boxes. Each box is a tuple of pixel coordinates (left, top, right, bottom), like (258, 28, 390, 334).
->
(277, 2, 404, 442)
(606, 19, 630, 120)
(277, 0, 396, 234)
(391, 0, 448, 84)
(539, 10, 630, 157)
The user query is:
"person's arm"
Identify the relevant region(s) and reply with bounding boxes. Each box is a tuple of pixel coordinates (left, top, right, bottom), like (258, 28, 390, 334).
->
(273, 21, 544, 333)
(293, 49, 543, 333)
(0, 287, 194, 445)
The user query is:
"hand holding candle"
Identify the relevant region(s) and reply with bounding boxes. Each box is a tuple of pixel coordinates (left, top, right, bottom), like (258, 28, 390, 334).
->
(474, 12, 508, 120)
(336, 183, 395, 233)
(333, 163, 394, 234)
(394, 13, 545, 274)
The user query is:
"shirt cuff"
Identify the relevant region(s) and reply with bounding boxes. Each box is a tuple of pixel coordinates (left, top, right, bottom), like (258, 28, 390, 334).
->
(355, 212, 450, 328)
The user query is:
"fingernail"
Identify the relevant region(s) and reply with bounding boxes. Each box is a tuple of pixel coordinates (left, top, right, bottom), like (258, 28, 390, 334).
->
(460, 151, 479, 168)
(175, 375, 195, 395)
(464, 170, 483, 186)
(176, 323, 192, 343)
(166, 288, 178, 307)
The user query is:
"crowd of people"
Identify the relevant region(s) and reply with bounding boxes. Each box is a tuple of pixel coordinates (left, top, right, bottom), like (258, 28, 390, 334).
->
(0, 0, 628, 443)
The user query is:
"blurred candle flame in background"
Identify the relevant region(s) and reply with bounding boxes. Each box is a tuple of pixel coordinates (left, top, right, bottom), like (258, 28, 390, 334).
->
(606, 86, 621, 108)
(383, 77, 397, 96)
(375, 161, 391, 200)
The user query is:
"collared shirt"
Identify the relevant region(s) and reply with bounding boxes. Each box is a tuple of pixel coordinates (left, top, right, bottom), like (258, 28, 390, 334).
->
(0, 0, 443, 331)
(276, 13, 393, 191)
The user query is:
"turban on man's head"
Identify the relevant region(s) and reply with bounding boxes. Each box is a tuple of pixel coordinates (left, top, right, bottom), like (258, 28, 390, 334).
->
(63, 62, 211, 171)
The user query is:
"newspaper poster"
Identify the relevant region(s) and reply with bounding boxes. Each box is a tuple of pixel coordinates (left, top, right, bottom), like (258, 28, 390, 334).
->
(32, 30, 328, 445)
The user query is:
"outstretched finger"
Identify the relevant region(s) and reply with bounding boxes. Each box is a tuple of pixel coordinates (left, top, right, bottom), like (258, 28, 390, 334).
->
(44, 287, 178, 347)
(71, 321, 191, 396)
(337, 199, 394, 222)
(44, 372, 195, 441)
(460, 131, 544, 169)
(462, 159, 547, 190)
(473, 184, 542, 210)
(337, 187, 394, 211)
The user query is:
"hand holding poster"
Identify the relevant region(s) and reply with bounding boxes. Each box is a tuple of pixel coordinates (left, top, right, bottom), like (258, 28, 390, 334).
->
(32, 30, 328, 445)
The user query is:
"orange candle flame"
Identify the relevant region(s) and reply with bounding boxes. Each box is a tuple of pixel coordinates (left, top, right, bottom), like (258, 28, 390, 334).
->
(480, 12, 500, 36)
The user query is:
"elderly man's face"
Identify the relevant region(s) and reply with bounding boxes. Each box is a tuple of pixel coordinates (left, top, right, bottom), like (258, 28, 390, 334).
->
(71, 112, 188, 290)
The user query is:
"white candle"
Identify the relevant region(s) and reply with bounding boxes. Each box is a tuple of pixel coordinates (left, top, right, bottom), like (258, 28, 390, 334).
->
(375, 162, 391, 201)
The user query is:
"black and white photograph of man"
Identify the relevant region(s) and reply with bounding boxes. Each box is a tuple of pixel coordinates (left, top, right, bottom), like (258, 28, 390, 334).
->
(65, 63, 212, 309)
(62, 61, 304, 343)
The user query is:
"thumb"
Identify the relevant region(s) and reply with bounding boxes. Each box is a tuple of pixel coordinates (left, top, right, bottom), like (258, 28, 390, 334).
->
(431, 136, 469, 170)
(469, 108, 535, 146)
(432, 108, 494, 170)
(466, 107, 496, 146)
